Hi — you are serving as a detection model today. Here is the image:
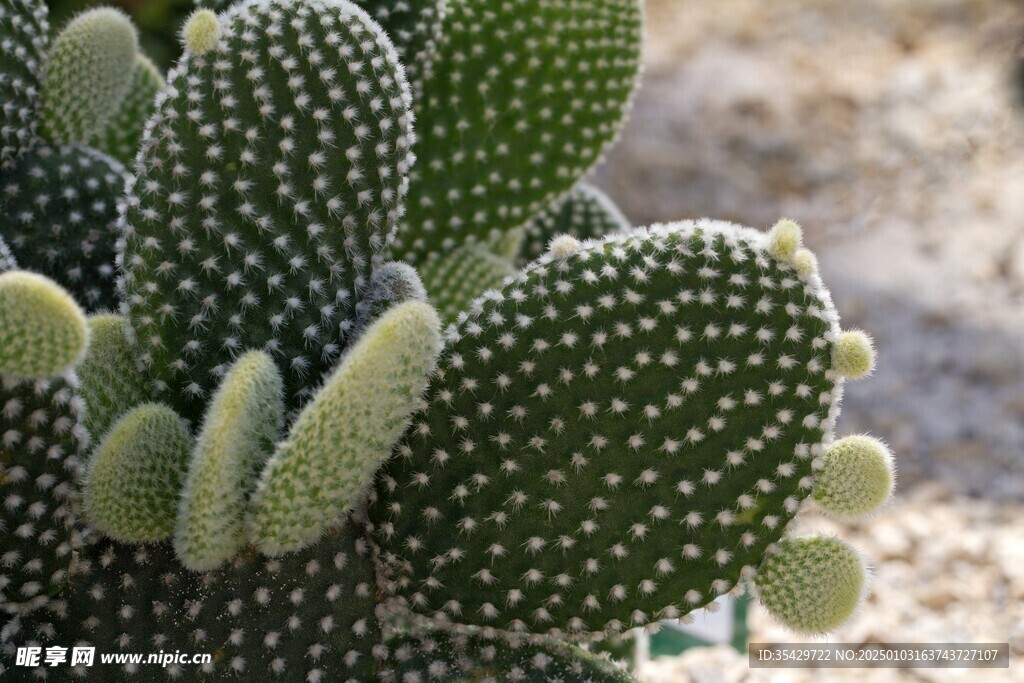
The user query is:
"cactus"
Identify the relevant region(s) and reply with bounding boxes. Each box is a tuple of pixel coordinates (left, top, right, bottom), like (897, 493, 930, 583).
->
(83, 403, 192, 543)
(419, 243, 516, 321)
(119, 0, 416, 423)
(0, 234, 16, 272)
(1, 144, 126, 309)
(0, 1, 900, 680)
(521, 183, 631, 262)
(75, 314, 151, 443)
(0, 0, 48, 168)
(39, 7, 138, 145)
(87, 54, 165, 165)
(0, 270, 89, 378)
(391, 0, 644, 263)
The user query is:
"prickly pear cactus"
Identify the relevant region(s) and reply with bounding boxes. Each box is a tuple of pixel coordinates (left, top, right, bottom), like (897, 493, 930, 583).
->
(0, 0, 48, 168)
(119, 0, 416, 422)
(368, 220, 872, 637)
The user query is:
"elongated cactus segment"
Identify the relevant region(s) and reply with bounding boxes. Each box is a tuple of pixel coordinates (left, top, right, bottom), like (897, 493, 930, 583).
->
(87, 54, 164, 165)
(120, 0, 416, 423)
(381, 629, 631, 682)
(521, 183, 630, 262)
(754, 536, 867, 635)
(370, 219, 862, 637)
(0, 235, 15, 272)
(76, 315, 150, 443)
(84, 403, 191, 543)
(176, 351, 284, 571)
(39, 7, 138, 144)
(351, 261, 427, 340)
(392, 0, 643, 262)
(1, 144, 125, 309)
(813, 435, 894, 519)
(0, 0, 48, 168)
(251, 300, 442, 556)
(419, 243, 515, 321)
(0, 271, 88, 379)
(0, 373, 86, 615)
(44, 522, 382, 680)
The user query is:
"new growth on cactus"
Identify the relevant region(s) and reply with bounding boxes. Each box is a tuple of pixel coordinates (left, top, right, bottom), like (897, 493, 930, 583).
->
(1, 1, 899, 680)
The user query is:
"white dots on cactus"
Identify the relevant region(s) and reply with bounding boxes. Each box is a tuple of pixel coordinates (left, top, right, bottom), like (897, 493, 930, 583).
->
(182, 9, 221, 55)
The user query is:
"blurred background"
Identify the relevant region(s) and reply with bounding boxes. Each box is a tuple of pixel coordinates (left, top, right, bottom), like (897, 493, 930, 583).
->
(44, 0, 1024, 680)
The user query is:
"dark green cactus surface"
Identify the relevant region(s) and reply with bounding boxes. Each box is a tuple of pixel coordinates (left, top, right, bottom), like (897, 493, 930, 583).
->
(521, 183, 630, 262)
(370, 220, 845, 637)
(1, 144, 125, 310)
(119, 0, 416, 423)
(0, 0, 48, 168)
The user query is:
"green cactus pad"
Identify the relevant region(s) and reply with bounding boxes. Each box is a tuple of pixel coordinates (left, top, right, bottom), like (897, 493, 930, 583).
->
(353, 0, 446, 89)
(87, 53, 164, 165)
(392, 0, 643, 263)
(176, 351, 283, 571)
(351, 261, 427, 340)
(370, 220, 849, 637)
(754, 535, 867, 635)
(380, 629, 631, 681)
(84, 403, 191, 543)
(521, 183, 630, 262)
(419, 243, 516, 321)
(0, 373, 86, 615)
(39, 522, 382, 680)
(76, 315, 151, 444)
(251, 300, 442, 556)
(0, 0, 48, 168)
(1, 144, 126, 310)
(0, 271, 89, 379)
(812, 435, 894, 519)
(119, 0, 416, 424)
(39, 7, 138, 145)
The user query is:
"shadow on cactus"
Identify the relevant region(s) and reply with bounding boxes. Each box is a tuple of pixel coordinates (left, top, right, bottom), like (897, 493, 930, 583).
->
(1, 0, 897, 681)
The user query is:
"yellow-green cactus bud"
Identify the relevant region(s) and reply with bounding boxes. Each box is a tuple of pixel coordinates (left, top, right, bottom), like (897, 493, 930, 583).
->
(76, 314, 150, 443)
(813, 435, 895, 519)
(832, 329, 875, 379)
(793, 248, 818, 280)
(39, 7, 138, 144)
(250, 300, 443, 556)
(0, 270, 87, 378)
(182, 9, 220, 55)
(768, 218, 803, 263)
(84, 403, 191, 543)
(755, 536, 867, 635)
(175, 351, 283, 571)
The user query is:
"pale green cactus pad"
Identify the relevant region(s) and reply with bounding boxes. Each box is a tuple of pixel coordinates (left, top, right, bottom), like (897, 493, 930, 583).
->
(0, 271, 89, 379)
(812, 435, 894, 519)
(521, 183, 630, 262)
(419, 242, 516, 321)
(392, 0, 643, 262)
(754, 536, 867, 635)
(87, 54, 164, 165)
(370, 219, 854, 637)
(39, 7, 138, 145)
(0, 372, 86, 615)
(0, 0, 48, 168)
(1, 144, 126, 310)
(176, 351, 283, 571)
(251, 300, 442, 556)
(119, 0, 416, 423)
(84, 403, 192, 543)
(380, 629, 632, 681)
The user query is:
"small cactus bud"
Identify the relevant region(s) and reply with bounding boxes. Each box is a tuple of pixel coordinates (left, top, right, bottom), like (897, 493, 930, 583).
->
(755, 536, 867, 634)
(832, 329, 875, 379)
(84, 403, 192, 543)
(0, 270, 88, 378)
(813, 435, 895, 519)
(768, 218, 803, 263)
(182, 9, 220, 55)
(548, 233, 582, 259)
(793, 248, 818, 279)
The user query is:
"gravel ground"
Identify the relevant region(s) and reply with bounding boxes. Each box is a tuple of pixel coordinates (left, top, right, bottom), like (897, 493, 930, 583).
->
(594, 1, 1024, 680)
